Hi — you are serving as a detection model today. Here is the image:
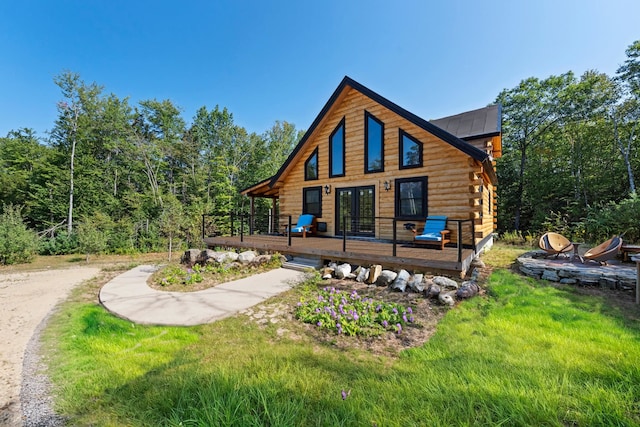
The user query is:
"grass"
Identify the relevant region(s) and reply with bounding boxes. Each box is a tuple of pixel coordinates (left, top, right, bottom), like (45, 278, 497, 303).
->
(40, 248, 640, 426)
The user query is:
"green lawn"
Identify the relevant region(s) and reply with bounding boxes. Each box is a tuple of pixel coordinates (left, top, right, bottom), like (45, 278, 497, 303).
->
(43, 249, 640, 426)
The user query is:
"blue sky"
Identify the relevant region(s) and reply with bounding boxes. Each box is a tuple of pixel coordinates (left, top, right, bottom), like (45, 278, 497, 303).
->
(1, 0, 639, 139)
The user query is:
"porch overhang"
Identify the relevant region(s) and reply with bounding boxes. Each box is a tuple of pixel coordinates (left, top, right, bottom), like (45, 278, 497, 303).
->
(241, 177, 280, 198)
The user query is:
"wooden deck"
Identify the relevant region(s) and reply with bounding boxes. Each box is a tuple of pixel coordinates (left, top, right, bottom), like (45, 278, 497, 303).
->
(203, 235, 476, 277)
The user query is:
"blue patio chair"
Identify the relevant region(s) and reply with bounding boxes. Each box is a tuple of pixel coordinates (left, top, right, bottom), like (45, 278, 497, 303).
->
(411, 215, 451, 250)
(285, 214, 316, 238)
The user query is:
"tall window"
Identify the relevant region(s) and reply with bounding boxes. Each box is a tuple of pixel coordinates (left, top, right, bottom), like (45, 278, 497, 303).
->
(365, 111, 384, 173)
(399, 130, 423, 169)
(329, 118, 345, 177)
(305, 147, 318, 180)
(395, 177, 428, 218)
(303, 186, 322, 217)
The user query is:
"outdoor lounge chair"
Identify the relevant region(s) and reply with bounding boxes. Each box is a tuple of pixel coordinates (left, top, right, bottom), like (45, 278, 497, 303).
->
(583, 236, 623, 265)
(285, 214, 316, 238)
(411, 215, 451, 250)
(539, 232, 574, 258)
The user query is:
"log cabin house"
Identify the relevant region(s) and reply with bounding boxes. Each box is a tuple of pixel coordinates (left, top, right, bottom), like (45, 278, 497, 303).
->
(206, 76, 501, 276)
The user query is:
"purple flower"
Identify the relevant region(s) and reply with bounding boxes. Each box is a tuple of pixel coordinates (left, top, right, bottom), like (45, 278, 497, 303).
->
(317, 321, 322, 327)
(296, 302, 302, 306)
(376, 305, 382, 312)
(353, 313, 359, 321)
(315, 308, 321, 313)
(318, 295, 324, 302)
(341, 389, 351, 400)
(382, 320, 388, 328)
(392, 307, 398, 315)
(407, 307, 413, 314)
(396, 323, 402, 334)
(409, 316, 415, 323)
(402, 314, 408, 323)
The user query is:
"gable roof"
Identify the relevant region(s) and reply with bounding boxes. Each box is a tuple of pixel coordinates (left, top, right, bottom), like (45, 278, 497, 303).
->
(256, 77, 498, 194)
(430, 104, 501, 140)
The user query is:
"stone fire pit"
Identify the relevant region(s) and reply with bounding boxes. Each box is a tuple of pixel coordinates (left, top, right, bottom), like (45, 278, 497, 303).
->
(517, 250, 636, 290)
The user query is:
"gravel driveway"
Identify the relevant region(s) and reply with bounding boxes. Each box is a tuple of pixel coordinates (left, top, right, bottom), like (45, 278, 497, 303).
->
(0, 267, 100, 426)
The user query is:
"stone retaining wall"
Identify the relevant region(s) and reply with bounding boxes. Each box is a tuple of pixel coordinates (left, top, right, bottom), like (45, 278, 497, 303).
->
(517, 251, 636, 290)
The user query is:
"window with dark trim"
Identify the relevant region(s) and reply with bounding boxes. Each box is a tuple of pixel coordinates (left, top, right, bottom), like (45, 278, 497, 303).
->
(399, 129, 423, 169)
(365, 111, 384, 173)
(395, 176, 428, 219)
(329, 118, 345, 177)
(303, 186, 322, 217)
(304, 147, 318, 180)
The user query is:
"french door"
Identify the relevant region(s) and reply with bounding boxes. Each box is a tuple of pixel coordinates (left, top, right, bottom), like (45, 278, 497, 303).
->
(336, 186, 375, 236)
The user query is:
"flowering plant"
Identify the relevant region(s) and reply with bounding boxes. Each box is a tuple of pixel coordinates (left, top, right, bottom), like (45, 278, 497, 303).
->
(295, 287, 415, 336)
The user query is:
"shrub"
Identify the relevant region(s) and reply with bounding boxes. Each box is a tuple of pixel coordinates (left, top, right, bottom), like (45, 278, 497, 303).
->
(578, 194, 640, 243)
(39, 231, 79, 255)
(0, 204, 39, 265)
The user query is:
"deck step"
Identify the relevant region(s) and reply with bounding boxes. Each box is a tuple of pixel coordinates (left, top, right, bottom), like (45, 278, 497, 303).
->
(282, 256, 323, 272)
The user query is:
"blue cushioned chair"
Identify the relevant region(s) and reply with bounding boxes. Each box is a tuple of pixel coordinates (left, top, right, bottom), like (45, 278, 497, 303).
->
(285, 214, 316, 238)
(411, 216, 451, 250)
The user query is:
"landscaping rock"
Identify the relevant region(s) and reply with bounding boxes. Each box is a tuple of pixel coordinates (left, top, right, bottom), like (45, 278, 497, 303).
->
(456, 282, 480, 299)
(560, 278, 578, 285)
(433, 276, 458, 290)
(407, 274, 425, 292)
(250, 254, 272, 267)
(209, 251, 239, 264)
(391, 269, 410, 292)
(238, 251, 257, 264)
(368, 265, 382, 284)
(471, 257, 486, 269)
(355, 267, 369, 283)
(181, 249, 200, 265)
(334, 263, 352, 279)
(541, 270, 560, 282)
(438, 291, 456, 306)
(196, 249, 216, 264)
(425, 283, 441, 298)
(376, 270, 397, 286)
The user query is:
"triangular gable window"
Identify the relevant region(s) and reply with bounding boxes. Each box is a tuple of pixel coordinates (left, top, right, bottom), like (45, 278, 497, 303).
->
(399, 129, 423, 169)
(305, 147, 319, 180)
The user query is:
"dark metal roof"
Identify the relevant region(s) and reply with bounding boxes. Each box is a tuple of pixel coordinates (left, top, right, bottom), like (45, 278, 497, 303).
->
(429, 104, 501, 140)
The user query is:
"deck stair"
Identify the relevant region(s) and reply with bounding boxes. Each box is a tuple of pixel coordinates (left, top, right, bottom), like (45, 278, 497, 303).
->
(282, 256, 323, 272)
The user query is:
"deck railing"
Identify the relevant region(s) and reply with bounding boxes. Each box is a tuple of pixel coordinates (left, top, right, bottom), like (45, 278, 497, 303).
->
(202, 212, 477, 262)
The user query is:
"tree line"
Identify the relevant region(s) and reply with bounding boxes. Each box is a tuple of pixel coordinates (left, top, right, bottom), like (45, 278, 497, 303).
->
(1, 40, 639, 263)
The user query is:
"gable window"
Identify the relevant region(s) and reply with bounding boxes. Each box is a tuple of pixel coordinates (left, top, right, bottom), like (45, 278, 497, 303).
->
(399, 130, 423, 169)
(329, 118, 345, 177)
(395, 176, 428, 219)
(365, 111, 384, 173)
(303, 186, 322, 217)
(305, 147, 318, 180)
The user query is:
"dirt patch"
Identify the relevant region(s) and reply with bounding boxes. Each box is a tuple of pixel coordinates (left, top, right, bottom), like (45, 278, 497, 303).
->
(242, 279, 462, 357)
(0, 267, 101, 427)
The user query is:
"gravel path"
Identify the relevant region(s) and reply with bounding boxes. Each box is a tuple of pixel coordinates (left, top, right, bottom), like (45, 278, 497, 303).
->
(0, 267, 100, 427)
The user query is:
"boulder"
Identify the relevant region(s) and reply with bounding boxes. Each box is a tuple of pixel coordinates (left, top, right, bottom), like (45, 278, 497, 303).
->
(433, 276, 459, 290)
(438, 291, 456, 307)
(250, 254, 272, 267)
(181, 249, 200, 265)
(407, 274, 425, 292)
(541, 270, 560, 282)
(334, 263, 352, 279)
(376, 270, 398, 286)
(238, 250, 257, 264)
(355, 267, 369, 283)
(196, 249, 216, 264)
(456, 282, 480, 299)
(471, 257, 486, 269)
(425, 283, 441, 298)
(391, 269, 411, 292)
(209, 251, 239, 264)
(367, 265, 382, 284)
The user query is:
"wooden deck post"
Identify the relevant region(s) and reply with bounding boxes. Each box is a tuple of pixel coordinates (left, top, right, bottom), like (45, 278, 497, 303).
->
(230, 213, 234, 237)
(287, 215, 292, 247)
(240, 215, 244, 242)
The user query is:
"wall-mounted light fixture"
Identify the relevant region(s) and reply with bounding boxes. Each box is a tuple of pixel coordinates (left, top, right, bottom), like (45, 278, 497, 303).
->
(324, 184, 331, 195)
(384, 180, 391, 191)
